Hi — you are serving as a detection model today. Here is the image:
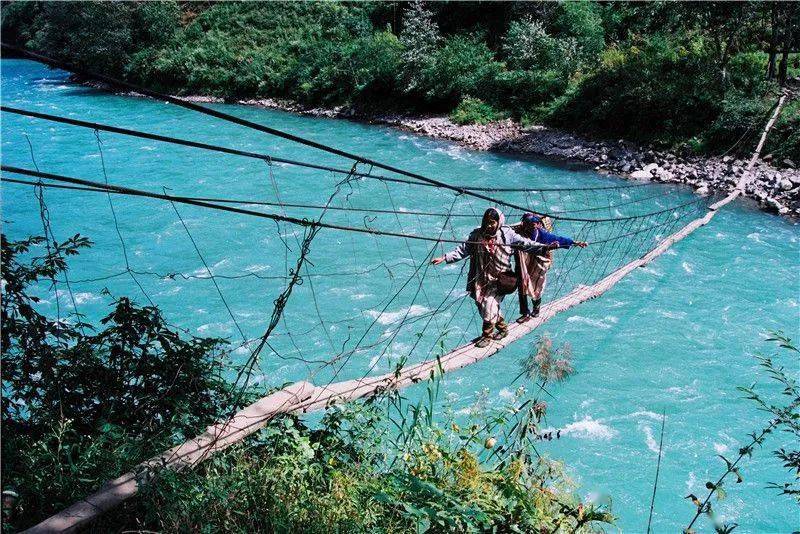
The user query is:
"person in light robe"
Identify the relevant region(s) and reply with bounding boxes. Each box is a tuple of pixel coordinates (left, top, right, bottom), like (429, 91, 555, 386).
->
(431, 208, 554, 347)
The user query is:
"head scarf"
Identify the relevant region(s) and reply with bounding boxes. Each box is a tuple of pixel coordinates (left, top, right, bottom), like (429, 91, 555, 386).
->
(522, 212, 542, 224)
(481, 207, 505, 231)
(481, 207, 505, 253)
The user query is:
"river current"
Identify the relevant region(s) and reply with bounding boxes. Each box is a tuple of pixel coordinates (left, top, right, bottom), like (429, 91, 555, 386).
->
(2, 59, 799, 532)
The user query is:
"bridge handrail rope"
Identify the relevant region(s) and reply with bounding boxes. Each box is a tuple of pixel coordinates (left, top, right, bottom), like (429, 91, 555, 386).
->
(0, 105, 650, 194)
(1, 166, 711, 238)
(0, 175, 680, 217)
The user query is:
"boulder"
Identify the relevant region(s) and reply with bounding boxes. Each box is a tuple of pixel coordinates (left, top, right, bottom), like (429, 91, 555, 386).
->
(780, 179, 794, 191)
(630, 170, 652, 180)
(643, 162, 660, 174)
(767, 197, 788, 214)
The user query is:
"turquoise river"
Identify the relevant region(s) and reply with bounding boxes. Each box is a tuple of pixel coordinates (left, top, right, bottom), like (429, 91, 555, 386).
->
(2, 60, 799, 532)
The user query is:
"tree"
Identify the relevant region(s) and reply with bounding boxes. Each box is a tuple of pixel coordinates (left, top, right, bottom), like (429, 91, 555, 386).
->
(551, 0, 605, 66)
(503, 17, 576, 73)
(27, 1, 179, 77)
(399, 0, 441, 93)
(1, 233, 231, 440)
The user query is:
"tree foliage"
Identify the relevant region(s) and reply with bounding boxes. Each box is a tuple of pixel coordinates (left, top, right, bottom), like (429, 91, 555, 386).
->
(2, 1, 798, 153)
(1, 233, 236, 529)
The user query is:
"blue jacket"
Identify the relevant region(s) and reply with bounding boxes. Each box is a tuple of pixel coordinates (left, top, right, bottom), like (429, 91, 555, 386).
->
(526, 227, 575, 249)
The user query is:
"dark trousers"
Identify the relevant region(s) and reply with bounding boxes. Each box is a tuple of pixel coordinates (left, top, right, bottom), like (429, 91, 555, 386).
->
(518, 293, 541, 316)
(515, 251, 543, 316)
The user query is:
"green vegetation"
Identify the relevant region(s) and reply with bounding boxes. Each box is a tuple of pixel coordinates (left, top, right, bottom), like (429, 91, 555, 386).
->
(137, 390, 612, 532)
(0, 233, 610, 531)
(2, 1, 799, 158)
(450, 97, 506, 125)
(0, 233, 241, 528)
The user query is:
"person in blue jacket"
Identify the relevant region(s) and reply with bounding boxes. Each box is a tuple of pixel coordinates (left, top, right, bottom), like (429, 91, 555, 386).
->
(514, 213, 588, 322)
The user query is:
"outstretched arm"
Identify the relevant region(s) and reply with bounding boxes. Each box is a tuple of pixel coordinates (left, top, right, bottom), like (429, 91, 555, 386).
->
(505, 229, 551, 253)
(431, 234, 473, 265)
(539, 229, 588, 249)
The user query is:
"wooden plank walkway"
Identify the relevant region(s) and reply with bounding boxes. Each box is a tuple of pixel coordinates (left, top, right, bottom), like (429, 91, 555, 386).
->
(24, 91, 788, 533)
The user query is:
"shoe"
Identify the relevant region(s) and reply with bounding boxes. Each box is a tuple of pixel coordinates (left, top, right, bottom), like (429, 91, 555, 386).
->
(516, 315, 531, 324)
(475, 336, 492, 348)
(493, 329, 508, 341)
(530, 299, 541, 317)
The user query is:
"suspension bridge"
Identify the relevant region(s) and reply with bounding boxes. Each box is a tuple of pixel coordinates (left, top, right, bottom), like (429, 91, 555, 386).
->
(0, 44, 790, 533)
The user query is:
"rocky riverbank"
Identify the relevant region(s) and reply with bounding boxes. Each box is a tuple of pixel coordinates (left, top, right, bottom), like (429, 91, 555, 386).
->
(234, 97, 800, 220)
(86, 79, 800, 220)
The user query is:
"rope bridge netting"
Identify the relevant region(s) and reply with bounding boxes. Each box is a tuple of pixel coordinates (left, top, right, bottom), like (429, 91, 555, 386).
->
(1, 126, 712, 397)
(0, 44, 786, 533)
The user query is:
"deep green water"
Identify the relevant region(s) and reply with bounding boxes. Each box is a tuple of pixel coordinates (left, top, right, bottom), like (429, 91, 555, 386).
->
(2, 59, 799, 532)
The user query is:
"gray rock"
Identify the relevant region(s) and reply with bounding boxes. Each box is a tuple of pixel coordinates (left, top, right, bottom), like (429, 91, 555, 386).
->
(780, 179, 794, 191)
(630, 170, 652, 180)
(643, 163, 660, 174)
(768, 198, 789, 214)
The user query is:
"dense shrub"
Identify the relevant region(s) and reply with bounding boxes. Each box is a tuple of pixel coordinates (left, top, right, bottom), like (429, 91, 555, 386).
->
(551, 0, 605, 66)
(505, 18, 571, 73)
(1, 233, 238, 530)
(27, 2, 179, 77)
(545, 36, 721, 145)
(701, 91, 774, 155)
(290, 30, 402, 106)
(129, 2, 376, 98)
(420, 35, 503, 108)
(689, 52, 797, 160)
(133, 383, 613, 532)
(499, 18, 575, 117)
(449, 97, 506, 125)
(766, 99, 800, 162)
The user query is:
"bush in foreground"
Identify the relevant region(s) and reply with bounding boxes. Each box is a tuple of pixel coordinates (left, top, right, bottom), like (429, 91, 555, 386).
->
(134, 386, 612, 533)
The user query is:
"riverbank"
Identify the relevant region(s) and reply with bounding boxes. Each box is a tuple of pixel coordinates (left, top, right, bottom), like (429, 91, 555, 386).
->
(237, 97, 800, 220)
(86, 80, 800, 220)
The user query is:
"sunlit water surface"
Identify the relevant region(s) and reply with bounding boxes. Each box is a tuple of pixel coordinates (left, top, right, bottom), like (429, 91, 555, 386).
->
(2, 60, 798, 532)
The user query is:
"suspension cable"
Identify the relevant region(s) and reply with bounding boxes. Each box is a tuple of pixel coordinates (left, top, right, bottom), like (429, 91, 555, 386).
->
(2, 166, 711, 229)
